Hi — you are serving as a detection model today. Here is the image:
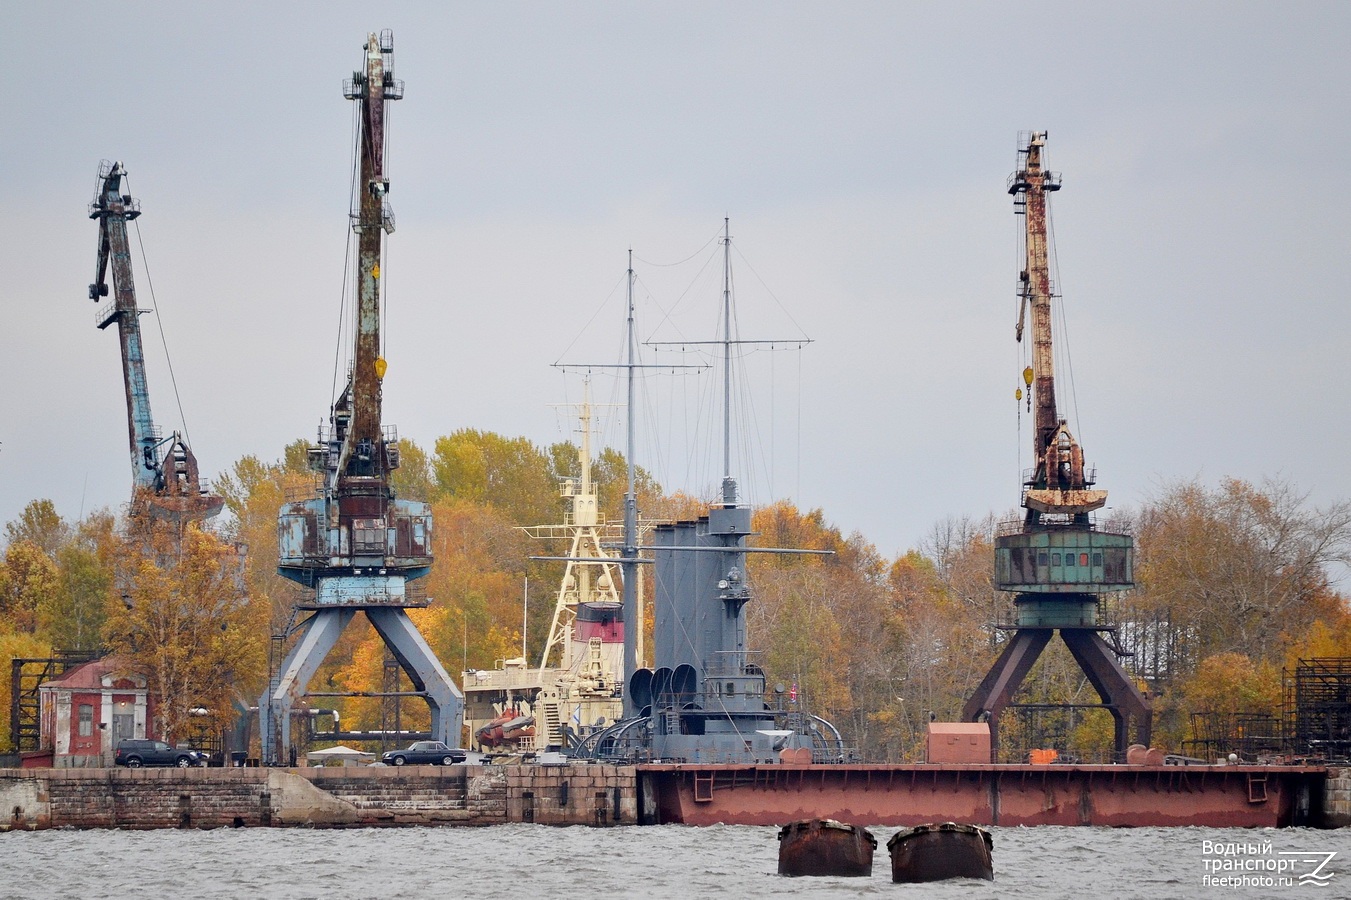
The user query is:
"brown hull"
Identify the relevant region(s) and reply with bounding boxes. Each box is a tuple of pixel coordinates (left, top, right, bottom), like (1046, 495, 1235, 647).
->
(640, 763, 1326, 827)
(777, 819, 875, 877)
(888, 823, 993, 882)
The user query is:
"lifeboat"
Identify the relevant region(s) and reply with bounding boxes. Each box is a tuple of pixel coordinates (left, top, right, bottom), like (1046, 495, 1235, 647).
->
(886, 822, 993, 882)
(476, 710, 537, 748)
(777, 819, 876, 877)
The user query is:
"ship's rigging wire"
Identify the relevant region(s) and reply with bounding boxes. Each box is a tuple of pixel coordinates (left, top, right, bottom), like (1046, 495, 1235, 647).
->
(729, 243, 812, 343)
(632, 227, 720, 268)
(558, 227, 807, 512)
(552, 270, 628, 367)
(124, 179, 192, 450)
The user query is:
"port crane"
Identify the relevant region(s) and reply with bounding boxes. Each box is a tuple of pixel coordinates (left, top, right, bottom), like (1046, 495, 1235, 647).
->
(88, 161, 223, 522)
(261, 31, 462, 765)
(963, 132, 1151, 760)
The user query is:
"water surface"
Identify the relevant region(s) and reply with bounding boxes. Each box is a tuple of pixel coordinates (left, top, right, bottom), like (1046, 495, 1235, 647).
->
(4, 824, 1348, 899)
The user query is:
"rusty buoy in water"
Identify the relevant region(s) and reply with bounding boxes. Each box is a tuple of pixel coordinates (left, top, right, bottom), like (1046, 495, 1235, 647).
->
(777, 818, 876, 877)
(887, 822, 994, 882)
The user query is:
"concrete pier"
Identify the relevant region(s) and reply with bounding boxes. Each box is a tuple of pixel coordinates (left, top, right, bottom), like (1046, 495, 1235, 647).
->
(0, 765, 637, 830)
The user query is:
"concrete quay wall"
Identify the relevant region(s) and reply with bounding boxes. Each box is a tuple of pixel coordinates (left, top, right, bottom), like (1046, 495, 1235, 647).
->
(1323, 767, 1351, 828)
(0, 765, 638, 831)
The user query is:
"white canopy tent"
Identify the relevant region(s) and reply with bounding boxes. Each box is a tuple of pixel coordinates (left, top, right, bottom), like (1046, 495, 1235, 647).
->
(304, 745, 376, 767)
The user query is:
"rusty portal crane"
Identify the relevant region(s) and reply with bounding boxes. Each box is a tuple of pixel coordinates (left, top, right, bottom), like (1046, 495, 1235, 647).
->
(88, 162, 223, 523)
(962, 132, 1150, 760)
(260, 31, 462, 765)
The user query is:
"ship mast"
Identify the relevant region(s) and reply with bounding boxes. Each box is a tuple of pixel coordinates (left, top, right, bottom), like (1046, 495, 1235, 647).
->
(721, 219, 736, 504)
(621, 250, 640, 712)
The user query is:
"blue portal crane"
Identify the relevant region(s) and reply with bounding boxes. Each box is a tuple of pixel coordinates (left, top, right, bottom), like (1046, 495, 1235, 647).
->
(260, 30, 462, 765)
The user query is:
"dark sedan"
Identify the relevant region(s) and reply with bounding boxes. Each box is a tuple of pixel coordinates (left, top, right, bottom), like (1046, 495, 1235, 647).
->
(380, 741, 466, 766)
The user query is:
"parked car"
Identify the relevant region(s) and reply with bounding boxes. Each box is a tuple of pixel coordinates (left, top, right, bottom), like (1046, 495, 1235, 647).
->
(380, 741, 467, 766)
(114, 739, 209, 768)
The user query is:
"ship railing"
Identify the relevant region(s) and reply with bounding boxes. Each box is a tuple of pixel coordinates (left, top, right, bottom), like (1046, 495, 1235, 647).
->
(995, 516, 1133, 537)
(703, 650, 765, 678)
(283, 478, 324, 503)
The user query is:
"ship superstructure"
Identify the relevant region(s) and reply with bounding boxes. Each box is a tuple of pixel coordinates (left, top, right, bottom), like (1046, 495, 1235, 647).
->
(577, 222, 842, 764)
(462, 388, 627, 753)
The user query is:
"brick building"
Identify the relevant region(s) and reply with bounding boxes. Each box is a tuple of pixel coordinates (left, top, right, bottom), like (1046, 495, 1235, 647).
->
(37, 657, 154, 768)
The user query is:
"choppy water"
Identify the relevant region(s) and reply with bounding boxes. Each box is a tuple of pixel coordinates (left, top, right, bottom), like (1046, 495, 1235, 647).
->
(2, 824, 1348, 899)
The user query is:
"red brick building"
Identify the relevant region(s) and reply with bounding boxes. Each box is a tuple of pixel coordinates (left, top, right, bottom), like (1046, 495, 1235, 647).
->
(36, 657, 155, 768)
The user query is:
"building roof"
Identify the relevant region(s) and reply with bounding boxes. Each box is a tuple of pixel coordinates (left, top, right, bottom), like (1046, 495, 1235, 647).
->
(38, 656, 143, 692)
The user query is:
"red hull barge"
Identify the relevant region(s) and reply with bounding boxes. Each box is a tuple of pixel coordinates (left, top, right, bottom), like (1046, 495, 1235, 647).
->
(639, 763, 1326, 828)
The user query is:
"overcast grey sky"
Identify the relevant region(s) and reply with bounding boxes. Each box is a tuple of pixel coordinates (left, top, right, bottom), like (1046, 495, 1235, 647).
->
(4, 2, 1349, 562)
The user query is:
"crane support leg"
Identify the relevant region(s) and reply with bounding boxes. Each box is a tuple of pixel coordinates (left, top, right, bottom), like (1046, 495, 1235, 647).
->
(961, 629, 1052, 760)
(367, 607, 464, 746)
(1061, 629, 1152, 752)
(260, 608, 355, 766)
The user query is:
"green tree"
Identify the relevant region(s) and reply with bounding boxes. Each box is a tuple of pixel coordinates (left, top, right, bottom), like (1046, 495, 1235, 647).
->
(432, 430, 557, 524)
(38, 544, 111, 652)
(391, 438, 435, 502)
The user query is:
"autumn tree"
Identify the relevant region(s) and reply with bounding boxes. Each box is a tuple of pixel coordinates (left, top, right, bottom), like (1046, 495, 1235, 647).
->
(0, 630, 50, 753)
(432, 430, 559, 525)
(391, 438, 435, 502)
(102, 522, 268, 742)
(0, 540, 59, 634)
(1130, 477, 1351, 675)
(4, 499, 69, 557)
(214, 447, 316, 632)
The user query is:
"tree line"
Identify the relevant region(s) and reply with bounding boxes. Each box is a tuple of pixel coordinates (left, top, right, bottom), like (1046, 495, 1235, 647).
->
(3, 427, 1350, 761)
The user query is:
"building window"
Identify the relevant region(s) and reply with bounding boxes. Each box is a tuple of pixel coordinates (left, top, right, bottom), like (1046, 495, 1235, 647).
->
(78, 704, 93, 737)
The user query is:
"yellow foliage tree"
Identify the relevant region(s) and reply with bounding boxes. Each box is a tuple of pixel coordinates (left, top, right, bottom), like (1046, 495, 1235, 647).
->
(0, 627, 51, 753)
(102, 523, 268, 743)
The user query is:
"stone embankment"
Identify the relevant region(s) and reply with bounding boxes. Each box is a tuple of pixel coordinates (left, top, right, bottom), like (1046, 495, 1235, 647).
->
(1323, 766, 1351, 828)
(0, 765, 637, 830)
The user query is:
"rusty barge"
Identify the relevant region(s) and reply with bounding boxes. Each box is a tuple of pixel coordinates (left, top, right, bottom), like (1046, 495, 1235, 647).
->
(638, 763, 1329, 828)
